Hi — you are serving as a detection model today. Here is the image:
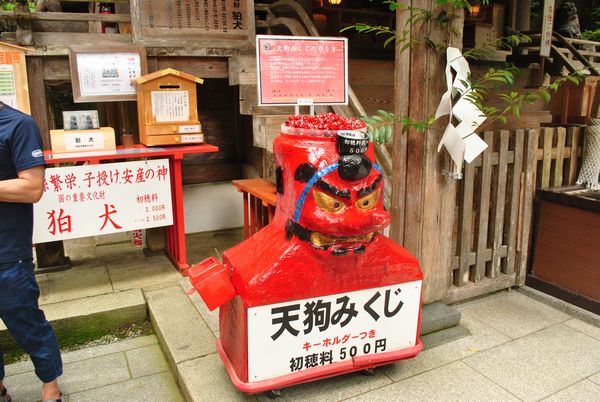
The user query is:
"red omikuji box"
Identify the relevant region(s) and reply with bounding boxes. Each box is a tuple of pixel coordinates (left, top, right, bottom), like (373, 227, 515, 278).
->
(189, 116, 423, 393)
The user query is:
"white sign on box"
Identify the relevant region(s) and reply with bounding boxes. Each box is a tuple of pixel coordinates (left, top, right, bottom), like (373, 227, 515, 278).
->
(247, 280, 422, 382)
(33, 159, 173, 243)
(63, 130, 105, 151)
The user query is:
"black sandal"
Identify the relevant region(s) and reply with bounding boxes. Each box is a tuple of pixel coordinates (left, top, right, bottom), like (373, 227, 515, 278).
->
(0, 386, 11, 402)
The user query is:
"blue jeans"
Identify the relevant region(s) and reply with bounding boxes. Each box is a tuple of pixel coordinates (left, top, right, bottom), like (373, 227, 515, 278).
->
(0, 259, 62, 382)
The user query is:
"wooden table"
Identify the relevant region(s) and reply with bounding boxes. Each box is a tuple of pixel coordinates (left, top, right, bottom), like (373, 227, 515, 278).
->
(232, 179, 277, 239)
(44, 144, 218, 273)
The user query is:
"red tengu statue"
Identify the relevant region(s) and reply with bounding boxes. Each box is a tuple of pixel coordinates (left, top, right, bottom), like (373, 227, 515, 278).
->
(189, 122, 423, 393)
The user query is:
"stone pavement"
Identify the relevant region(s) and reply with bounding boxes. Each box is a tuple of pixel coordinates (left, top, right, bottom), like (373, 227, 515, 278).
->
(165, 281, 600, 402)
(4, 335, 182, 402)
(1, 228, 599, 401)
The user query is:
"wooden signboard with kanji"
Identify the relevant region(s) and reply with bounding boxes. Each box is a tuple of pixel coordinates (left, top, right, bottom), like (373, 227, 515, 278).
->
(130, 0, 255, 48)
(0, 42, 32, 114)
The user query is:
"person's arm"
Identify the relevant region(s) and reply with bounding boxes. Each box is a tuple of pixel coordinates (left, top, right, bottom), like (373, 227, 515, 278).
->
(0, 165, 45, 203)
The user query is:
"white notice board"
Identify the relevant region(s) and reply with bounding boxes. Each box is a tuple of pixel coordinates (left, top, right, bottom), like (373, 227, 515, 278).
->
(69, 46, 148, 102)
(247, 280, 422, 382)
(34, 159, 173, 243)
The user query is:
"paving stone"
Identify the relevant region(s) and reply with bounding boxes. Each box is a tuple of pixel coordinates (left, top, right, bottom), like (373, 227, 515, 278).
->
(41, 288, 146, 322)
(146, 285, 216, 366)
(255, 368, 392, 402)
(518, 287, 600, 327)
(107, 256, 181, 291)
(6, 353, 131, 398)
(68, 371, 184, 402)
(183, 279, 220, 337)
(456, 291, 571, 339)
(564, 318, 600, 341)
(463, 324, 600, 401)
(590, 371, 600, 386)
(59, 352, 132, 394)
(2, 370, 41, 402)
(37, 263, 112, 305)
(126, 344, 170, 378)
(382, 313, 510, 381)
(62, 335, 158, 365)
(541, 379, 600, 402)
(420, 324, 470, 350)
(3, 336, 158, 377)
(348, 361, 519, 402)
(177, 353, 258, 402)
(1, 289, 146, 341)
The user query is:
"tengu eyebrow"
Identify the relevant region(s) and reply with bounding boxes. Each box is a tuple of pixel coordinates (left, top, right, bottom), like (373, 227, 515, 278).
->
(358, 175, 383, 197)
(315, 180, 351, 199)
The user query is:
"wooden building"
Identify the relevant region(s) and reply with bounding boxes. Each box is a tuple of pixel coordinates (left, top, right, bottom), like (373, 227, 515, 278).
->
(0, 0, 596, 311)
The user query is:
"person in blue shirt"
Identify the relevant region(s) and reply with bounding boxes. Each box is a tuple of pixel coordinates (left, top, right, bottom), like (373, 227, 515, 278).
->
(0, 102, 62, 402)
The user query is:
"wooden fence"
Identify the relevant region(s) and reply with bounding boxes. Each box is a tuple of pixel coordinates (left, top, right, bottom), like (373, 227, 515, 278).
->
(446, 126, 583, 303)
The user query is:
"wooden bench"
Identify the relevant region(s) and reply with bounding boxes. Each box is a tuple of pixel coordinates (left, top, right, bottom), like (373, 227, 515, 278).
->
(232, 179, 277, 239)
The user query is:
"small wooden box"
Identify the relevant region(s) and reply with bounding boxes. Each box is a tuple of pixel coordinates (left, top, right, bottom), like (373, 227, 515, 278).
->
(551, 76, 600, 124)
(49, 127, 116, 154)
(135, 68, 204, 146)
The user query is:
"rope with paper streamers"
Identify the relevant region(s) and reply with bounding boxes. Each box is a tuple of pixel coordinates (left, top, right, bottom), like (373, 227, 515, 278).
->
(435, 47, 488, 179)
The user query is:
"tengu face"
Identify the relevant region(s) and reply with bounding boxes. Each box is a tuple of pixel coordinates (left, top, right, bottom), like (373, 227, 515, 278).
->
(278, 132, 390, 256)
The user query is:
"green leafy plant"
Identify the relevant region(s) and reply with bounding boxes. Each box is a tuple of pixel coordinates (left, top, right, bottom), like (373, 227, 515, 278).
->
(582, 7, 600, 42)
(343, 0, 582, 144)
(0, 0, 35, 12)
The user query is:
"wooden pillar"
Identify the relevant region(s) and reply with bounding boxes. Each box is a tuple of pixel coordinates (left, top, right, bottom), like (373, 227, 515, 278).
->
(391, 1, 462, 303)
(26, 57, 50, 149)
(27, 56, 71, 270)
(516, 0, 532, 32)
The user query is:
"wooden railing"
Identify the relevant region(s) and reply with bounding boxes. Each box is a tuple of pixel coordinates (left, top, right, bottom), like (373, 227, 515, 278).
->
(446, 126, 583, 303)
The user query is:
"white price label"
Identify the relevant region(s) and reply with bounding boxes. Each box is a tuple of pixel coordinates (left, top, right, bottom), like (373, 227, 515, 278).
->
(64, 131, 105, 151)
(179, 124, 201, 133)
(181, 134, 203, 143)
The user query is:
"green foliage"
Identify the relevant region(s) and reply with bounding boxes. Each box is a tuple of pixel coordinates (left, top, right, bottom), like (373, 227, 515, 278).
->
(345, 0, 576, 144)
(582, 7, 600, 42)
(0, 1, 35, 12)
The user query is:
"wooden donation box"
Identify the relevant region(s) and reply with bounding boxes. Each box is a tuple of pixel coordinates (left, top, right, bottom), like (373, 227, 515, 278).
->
(135, 68, 204, 146)
(528, 187, 600, 314)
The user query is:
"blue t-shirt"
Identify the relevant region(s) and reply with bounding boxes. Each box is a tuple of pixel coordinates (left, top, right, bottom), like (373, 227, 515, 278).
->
(0, 104, 45, 264)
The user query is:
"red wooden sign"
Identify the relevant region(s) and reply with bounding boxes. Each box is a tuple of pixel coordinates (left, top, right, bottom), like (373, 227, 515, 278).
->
(256, 35, 348, 106)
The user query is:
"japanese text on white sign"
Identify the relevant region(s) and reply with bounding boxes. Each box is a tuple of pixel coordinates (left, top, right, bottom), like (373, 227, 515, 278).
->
(151, 90, 190, 122)
(247, 280, 422, 382)
(77, 53, 142, 96)
(33, 159, 173, 243)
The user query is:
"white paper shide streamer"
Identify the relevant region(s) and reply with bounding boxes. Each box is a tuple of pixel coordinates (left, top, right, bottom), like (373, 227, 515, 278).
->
(436, 47, 488, 179)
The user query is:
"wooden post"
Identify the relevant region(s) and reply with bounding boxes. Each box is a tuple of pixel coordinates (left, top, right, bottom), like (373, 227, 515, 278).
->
(390, 1, 411, 244)
(26, 57, 50, 151)
(391, 1, 463, 303)
(26, 56, 71, 270)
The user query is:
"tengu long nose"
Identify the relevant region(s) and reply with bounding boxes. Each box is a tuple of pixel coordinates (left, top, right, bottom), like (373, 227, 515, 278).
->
(338, 154, 372, 181)
(336, 131, 372, 181)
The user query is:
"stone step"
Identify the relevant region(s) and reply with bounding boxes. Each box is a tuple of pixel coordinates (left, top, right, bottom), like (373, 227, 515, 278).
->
(0, 289, 147, 353)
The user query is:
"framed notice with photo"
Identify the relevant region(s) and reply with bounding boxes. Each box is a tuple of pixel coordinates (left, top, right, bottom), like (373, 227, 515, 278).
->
(256, 35, 348, 106)
(69, 46, 148, 103)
